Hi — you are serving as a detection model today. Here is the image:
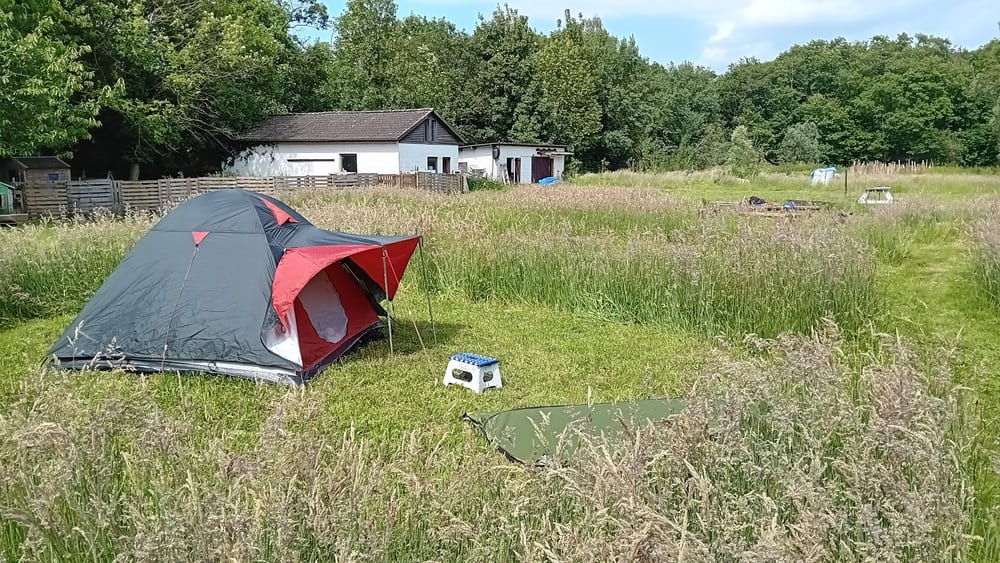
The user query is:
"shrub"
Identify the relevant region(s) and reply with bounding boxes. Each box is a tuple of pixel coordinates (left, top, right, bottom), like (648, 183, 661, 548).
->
(727, 125, 763, 179)
(466, 176, 508, 191)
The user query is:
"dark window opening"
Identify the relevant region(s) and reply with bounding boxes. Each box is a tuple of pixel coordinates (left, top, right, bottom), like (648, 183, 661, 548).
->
(506, 157, 514, 182)
(47, 172, 60, 182)
(341, 154, 358, 173)
(427, 157, 438, 172)
(442, 157, 451, 174)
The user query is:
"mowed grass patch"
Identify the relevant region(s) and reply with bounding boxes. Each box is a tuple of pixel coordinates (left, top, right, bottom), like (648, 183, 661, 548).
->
(0, 292, 703, 449)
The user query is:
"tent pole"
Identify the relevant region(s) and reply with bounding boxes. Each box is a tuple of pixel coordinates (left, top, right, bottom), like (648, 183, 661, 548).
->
(418, 236, 437, 344)
(382, 247, 394, 356)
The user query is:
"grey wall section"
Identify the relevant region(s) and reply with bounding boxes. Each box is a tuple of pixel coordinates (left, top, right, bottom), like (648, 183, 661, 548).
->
(400, 117, 461, 145)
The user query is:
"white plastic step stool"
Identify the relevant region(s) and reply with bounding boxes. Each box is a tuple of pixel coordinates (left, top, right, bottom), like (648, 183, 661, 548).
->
(443, 353, 502, 393)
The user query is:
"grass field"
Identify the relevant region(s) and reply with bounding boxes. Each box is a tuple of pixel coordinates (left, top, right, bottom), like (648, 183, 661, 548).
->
(1, 170, 999, 560)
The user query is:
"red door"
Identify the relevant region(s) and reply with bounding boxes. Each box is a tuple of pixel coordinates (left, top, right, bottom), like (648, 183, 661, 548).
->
(531, 157, 553, 183)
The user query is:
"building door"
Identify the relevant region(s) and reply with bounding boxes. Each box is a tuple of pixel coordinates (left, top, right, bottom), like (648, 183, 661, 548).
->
(531, 157, 553, 183)
(514, 158, 521, 183)
(442, 157, 451, 174)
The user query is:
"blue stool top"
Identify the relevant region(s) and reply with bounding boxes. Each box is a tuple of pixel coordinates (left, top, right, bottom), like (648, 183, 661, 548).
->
(450, 352, 499, 367)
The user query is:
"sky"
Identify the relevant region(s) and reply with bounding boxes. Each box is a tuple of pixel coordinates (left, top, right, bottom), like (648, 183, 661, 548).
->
(305, 0, 999, 71)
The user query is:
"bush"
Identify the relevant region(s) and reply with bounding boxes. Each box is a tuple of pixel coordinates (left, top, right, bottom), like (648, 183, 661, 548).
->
(466, 176, 508, 191)
(726, 125, 763, 179)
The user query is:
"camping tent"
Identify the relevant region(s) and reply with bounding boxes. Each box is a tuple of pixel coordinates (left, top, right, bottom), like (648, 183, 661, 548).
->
(46, 189, 420, 385)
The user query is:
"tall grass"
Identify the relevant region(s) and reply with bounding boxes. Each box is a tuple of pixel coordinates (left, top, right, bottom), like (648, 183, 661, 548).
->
(428, 213, 880, 339)
(0, 326, 979, 560)
(0, 186, 881, 339)
(0, 210, 154, 329)
(971, 216, 1000, 308)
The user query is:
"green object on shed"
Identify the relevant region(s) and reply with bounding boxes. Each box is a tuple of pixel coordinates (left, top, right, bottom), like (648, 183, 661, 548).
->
(464, 398, 686, 465)
(0, 182, 13, 214)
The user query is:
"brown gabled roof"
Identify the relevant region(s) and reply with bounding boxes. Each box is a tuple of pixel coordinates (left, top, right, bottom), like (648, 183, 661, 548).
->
(10, 156, 70, 169)
(235, 108, 462, 144)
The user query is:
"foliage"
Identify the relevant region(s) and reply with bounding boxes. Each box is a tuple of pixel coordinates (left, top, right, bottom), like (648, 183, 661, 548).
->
(726, 125, 763, 178)
(778, 121, 821, 164)
(465, 175, 507, 191)
(5, 0, 1000, 177)
(0, 0, 104, 156)
(534, 34, 602, 153)
(326, 0, 401, 110)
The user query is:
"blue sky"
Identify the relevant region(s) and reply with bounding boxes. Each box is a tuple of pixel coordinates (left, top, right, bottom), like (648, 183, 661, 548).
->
(305, 0, 998, 71)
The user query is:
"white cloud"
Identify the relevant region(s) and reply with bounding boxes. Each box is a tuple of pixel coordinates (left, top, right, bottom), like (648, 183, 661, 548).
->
(709, 22, 735, 43)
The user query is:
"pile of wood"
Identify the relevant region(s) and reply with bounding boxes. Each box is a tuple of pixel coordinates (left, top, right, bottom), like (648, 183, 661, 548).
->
(705, 197, 826, 218)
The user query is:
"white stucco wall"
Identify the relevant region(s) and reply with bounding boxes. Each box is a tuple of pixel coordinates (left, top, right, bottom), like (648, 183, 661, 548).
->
(225, 142, 401, 176)
(398, 143, 460, 173)
(457, 145, 497, 177)
(458, 145, 567, 184)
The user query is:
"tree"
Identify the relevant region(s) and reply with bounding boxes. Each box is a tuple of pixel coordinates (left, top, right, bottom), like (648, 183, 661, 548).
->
(60, 0, 307, 178)
(558, 11, 653, 170)
(327, 0, 401, 110)
(455, 6, 542, 144)
(727, 125, 763, 178)
(778, 122, 821, 163)
(535, 34, 601, 153)
(0, 0, 104, 156)
(392, 16, 472, 119)
(647, 62, 721, 170)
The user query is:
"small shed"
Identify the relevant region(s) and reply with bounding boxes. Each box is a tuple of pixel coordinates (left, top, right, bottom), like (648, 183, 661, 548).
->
(458, 143, 571, 184)
(1, 156, 72, 185)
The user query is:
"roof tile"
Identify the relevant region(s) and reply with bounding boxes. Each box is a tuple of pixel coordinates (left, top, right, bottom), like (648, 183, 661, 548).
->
(236, 109, 441, 143)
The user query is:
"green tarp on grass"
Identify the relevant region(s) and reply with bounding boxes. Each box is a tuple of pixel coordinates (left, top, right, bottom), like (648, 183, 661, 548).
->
(463, 398, 686, 465)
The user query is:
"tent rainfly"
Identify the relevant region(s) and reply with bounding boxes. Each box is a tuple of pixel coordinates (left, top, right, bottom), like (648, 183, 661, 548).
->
(46, 189, 420, 385)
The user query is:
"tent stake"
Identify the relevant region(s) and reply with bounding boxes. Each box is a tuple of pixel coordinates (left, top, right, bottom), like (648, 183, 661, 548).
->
(382, 247, 394, 356)
(418, 236, 437, 344)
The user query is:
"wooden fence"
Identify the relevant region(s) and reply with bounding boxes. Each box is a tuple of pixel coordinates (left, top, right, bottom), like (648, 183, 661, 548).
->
(21, 172, 466, 215)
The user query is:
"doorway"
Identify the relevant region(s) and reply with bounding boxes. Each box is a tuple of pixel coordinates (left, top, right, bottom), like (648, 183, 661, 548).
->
(531, 157, 553, 183)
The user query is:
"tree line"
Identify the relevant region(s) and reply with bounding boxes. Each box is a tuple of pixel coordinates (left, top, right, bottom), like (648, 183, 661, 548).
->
(3, 0, 999, 179)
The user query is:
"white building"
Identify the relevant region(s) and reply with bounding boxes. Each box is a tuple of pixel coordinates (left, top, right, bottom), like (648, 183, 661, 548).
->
(458, 143, 571, 184)
(227, 109, 463, 176)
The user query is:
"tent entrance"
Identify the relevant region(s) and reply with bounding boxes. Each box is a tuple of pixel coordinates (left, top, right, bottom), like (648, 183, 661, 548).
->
(294, 262, 381, 371)
(264, 261, 381, 372)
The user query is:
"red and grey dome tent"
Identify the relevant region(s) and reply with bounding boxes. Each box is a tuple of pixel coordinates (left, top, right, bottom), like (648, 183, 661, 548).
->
(46, 189, 421, 386)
